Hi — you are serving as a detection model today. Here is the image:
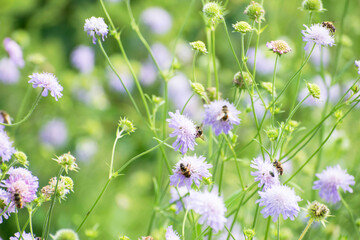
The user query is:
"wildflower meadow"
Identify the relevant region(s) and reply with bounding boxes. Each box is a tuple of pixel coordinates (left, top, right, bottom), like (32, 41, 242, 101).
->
(1, 0, 360, 239)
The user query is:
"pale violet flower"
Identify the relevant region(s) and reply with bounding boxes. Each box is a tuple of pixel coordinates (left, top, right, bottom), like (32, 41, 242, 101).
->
(106, 65, 134, 93)
(313, 165, 355, 204)
(3, 38, 24, 68)
(0, 58, 20, 84)
(0, 130, 16, 162)
(257, 185, 301, 222)
(165, 225, 180, 240)
(84, 17, 109, 44)
(141, 7, 173, 35)
(308, 46, 330, 68)
(302, 24, 335, 51)
(247, 47, 277, 75)
(170, 155, 212, 189)
(151, 43, 172, 70)
(355, 60, 360, 74)
(28, 72, 63, 101)
(203, 100, 241, 136)
(71, 45, 95, 74)
(40, 118, 68, 148)
(0, 188, 15, 223)
(10, 232, 33, 240)
(251, 156, 280, 190)
(167, 110, 197, 154)
(186, 188, 227, 233)
(170, 186, 189, 213)
(139, 61, 157, 85)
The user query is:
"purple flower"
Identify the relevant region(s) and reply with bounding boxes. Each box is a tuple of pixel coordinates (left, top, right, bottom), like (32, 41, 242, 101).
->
(266, 40, 291, 55)
(141, 7, 173, 35)
(165, 225, 180, 240)
(355, 60, 360, 75)
(139, 61, 157, 85)
(302, 24, 335, 51)
(40, 118, 68, 148)
(84, 17, 109, 44)
(247, 47, 277, 75)
(10, 232, 33, 240)
(170, 186, 189, 213)
(0, 188, 15, 223)
(106, 65, 134, 93)
(257, 185, 301, 222)
(71, 45, 95, 74)
(0, 58, 20, 84)
(3, 38, 25, 68)
(203, 100, 241, 136)
(167, 110, 197, 154)
(0, 130, 16, 162)
(28, 72, 63, 101)
(251, 156, 280, 190)
(1, 167, 39, 208)
(186, 188, 227, 233)
(151, 43, 172, 70)
(170, 155, 212, 190)
(313, 165, 355, 204)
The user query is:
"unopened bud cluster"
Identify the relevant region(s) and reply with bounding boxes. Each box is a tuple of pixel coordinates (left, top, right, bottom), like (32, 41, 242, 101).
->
(52, 229, 79, 240)
(54, 152, 79, 173)
(14, 151, 28, 167)
(119, 117, 136, 134)
(306, 201, 330, 225)
(41, 176, 74, 201)
(233, 72, 253, 89)
(266, 128, 279, 141)
(301, 0, 324, 12)
(306, 82, 321, 99)
(233, 21, 252, 34)
(190, 41, 208, 54)
(203, 2, 223, 23)
(244, 1, 265, 23)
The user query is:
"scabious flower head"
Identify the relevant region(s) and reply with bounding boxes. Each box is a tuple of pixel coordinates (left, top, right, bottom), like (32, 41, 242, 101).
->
(302, 24, 335, 51)
(0, 57, 20, 84)
(140, 7, 173, 35)
(203, 2, 223, 23)
(53, 152, 79, 173)
(306, 201, 330, 226)
(244, 1, 265, 23)
(251, 156, 280, 190)
(313, 165, 355, 204)
(170, 155, 212, 190)
(189, 41, 207, 54)
(301, 0, 325, 12)
(233, 71, 253, 89)
(71, 45, 95, 74)
(257, 185, 301, 222)
(186, 188, 227, 233)
(233, 21, 252, 34)
(165, 225, 180, 240)
(41, 176, 74, 201)
(0, 188, 15, 223)
(1, 167, 39, 208)
(306, 82, 321, 99)
(28, 72, 63, 101)
(0, 130, 16, 162)
(84, 17, 109, 44)
(355, 60, 360, 74)
(10, 232, 33, 240)
(118, 117, 136, 134)
(167, 110, 197, 154)
(266, 40, 292, 55)
(203, 100, 241, 136)
(170, 187, 189, 213)
(52, 229, 79, 240)
(3, 38, 25, 68)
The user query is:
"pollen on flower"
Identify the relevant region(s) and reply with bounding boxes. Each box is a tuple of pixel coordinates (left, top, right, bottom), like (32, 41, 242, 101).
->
(266, 40, 292, 55)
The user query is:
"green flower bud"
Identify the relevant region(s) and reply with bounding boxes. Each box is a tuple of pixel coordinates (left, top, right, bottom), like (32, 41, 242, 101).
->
(203, 2, 223, 23)
(261, 82, 273, 95)
(190, 41, 208, 54)
(285, 120, 300, 132)
(352, 85, 359, 94)
(266, 128, 279, 141)
(206, 87, 219, 101)
(233, 71, 253, 89)
(244, 1, 265, 23)
(301, 0, 324, 12)
(118, 117, 136, 134)
(306, 201, 330, 226)
(306, 82, 321, 99)
(53, 152, 79, 173)
(119, 236, 130, 240)
(51, 229, 79, 240)
(232, 21, 252, 34)
(14, 151, 28, 167)
(243, 229, 255, 238)
(152, 95, 164, 105)
(191, 82, 206, 98)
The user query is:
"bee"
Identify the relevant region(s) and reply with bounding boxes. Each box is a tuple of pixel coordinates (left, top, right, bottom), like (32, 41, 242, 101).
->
(14, 192, 23, 208)
(217, 105, 229, 121)
(322, 21, 336, 34)
(269, 171, 275, 177)
(273, 160, 283, 176)
(180, 163, 191, 178)
(0, 111, 11, 124)
(195, 124, 204, 140)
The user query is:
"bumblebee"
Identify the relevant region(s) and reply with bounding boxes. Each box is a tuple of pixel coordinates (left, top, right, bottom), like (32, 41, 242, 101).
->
(322, 21, 336, 34)
(14, 192, 23, 208)
(180, 163, 191, 178)
(273, 160, 283, 176)
(195, 124, 204, 140)
(0, 111, 11, 124)
(217, 105, 229, 121)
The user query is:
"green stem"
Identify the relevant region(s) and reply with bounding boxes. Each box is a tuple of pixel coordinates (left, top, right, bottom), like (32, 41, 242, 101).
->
(271, 55, 279, 128)
(226, 193, 246, 240)
(298, 218, 314, 240)
(192, 52, 198, 82)
(109, 128, 122, 179)
(28, 208, 35, 239)
(264, 217, 271, 240)
(224, 225, 236, 240)
(211, 27, 219, 100)
(277, 218, 280, 240)
(182, 209, 189, 240)
(341, 194, 360, 238)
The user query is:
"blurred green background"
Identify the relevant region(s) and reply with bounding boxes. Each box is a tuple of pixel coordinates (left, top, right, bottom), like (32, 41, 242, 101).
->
(0, 0, 360, 239)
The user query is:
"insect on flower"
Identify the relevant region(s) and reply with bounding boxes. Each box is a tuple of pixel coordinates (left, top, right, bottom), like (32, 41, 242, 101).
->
(0, 110, 11, 124)
(217, 105, 230, 121)
(273, 160, 284, 176)
(195, 124, 204, 140)
(13, 192, 23, 208)
(322, 21, 336, 34)
(180, 163, 191, 178)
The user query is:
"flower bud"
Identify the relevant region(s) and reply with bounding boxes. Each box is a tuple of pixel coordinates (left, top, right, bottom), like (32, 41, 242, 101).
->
(233, 71, 253, 89)
(203, 2, 223, 23)
(232, 21, 252, 34)
(266, 128, 279, 141)
(118, 117, 136, 134)
(152, 95, 164, 105)
(285, 120, 300, 132)
(206, 87, 219, 101)
(190, 41, 208, 54)
(306, 201, 330, 226)
(306, 82, 321, 99)
(52, 229, 79, 240)
(243, 229, 255, 238)
(191, 82, 206, 98)
(54, 152, 79, 173)
(261, 82, 273, 95)
(244, 1, 265, 23)
(352, 84, 359, 94)
(14, 151, 28, 167)
(301, 0, 324, 12)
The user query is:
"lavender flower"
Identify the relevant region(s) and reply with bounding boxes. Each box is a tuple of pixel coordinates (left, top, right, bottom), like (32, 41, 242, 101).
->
(71, 45, 95, 74)
(28, 72, 63, 101)
(84, 17, 109, 44)
(1, 167, 39, 208)
(10, 232, 33, 240)
(186, 188, 227, 233)
(139, 61, 157, 85)
(167, 110, 197, 154)
(251, 156, 280, 190)
(302, 24, 335, 51)
(165, 225, 180, 240)
(40, 118, 68, 148)
(313, 165, 355, 204)
(247, 47, 277, 75)
(170, 187, 189, 213)
(0, 130, 16, 162)
(355, 60, 360, 74)
(3, 38, 25, 68)
(170, 155, 212, 189)
(106, 65, 134, 93)
(203, 100, 241, 136)
(140, 7, 173, 35)
(0, 188, 15, 223)
(0, 58, 20, 84)
(257, 185, 301, 222)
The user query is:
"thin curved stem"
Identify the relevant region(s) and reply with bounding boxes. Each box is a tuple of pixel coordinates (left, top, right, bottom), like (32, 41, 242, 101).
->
(298, 218, 314, 240)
